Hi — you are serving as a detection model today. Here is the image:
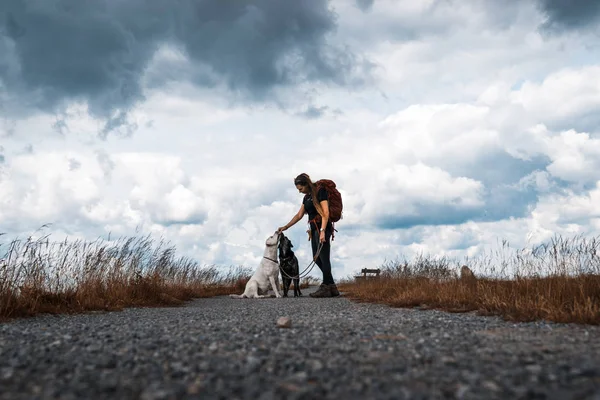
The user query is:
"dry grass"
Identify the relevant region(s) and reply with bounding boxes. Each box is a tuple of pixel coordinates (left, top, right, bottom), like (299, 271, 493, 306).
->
(0, 230, 251, 321)
(339, 235, 600, 325)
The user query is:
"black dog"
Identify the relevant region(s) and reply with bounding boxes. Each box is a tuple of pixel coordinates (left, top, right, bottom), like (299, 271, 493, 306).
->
(278, 234, 302, 297)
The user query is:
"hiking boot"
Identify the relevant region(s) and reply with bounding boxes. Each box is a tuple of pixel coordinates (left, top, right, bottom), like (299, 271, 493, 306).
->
(309, 284, 332, 298)
(329, 284, 340, 297)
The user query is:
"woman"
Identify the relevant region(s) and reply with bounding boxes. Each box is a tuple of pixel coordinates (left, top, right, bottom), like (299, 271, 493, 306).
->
(277, 173, 340, 298)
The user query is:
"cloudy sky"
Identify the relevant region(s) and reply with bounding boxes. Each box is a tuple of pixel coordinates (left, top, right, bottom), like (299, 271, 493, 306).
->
(1, 0, 600, 279)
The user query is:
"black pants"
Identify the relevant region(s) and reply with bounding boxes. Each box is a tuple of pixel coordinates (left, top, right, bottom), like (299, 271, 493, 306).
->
(310, 222, 335, 285)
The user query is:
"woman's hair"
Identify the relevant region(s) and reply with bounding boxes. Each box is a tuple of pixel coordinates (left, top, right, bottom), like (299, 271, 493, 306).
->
(294, 173, 324, 217)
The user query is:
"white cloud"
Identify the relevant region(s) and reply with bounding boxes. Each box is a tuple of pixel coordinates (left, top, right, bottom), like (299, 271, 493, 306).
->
(355, 163, 485, 224)
(511, 66, 600, 123)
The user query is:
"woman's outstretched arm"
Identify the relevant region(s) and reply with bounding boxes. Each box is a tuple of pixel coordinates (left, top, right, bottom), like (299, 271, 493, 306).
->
(278, 204, 305, 232)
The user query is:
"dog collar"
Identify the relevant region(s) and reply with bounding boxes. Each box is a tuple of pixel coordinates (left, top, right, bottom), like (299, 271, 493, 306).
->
(263, 256, 278, 264)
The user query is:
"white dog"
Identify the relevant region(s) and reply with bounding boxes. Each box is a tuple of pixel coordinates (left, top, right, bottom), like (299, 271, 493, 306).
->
(229, 232, 282, 299)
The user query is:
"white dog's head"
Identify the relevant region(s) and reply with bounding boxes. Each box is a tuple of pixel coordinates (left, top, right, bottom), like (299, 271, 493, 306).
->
(265, 231, 281, 246)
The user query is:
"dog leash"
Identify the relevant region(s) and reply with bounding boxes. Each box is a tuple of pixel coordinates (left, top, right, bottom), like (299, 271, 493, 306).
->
(277, 241, 323, 280)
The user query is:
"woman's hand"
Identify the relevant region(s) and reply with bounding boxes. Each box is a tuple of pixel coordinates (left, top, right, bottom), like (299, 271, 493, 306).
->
(319, 230, 326, 243)
(277, 226, 287, 233)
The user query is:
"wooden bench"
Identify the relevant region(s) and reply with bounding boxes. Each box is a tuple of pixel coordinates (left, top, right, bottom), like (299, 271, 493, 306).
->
(355, 268, 381, 281)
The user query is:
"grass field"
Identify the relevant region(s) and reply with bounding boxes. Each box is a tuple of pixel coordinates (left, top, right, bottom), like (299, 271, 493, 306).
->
(2, 231, 599, 325)
(339, 235, 600, 325)
(0, 232, 252, 321)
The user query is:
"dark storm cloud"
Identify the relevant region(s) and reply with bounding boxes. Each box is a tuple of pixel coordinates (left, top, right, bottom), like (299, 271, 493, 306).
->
(375, 205, 485, 230)
(548, 111, 600, 135)
(159, 213, 208, 227)
(297, 105, 329, 119)
(68, 158, 81, 171)
(374, 182, 540, 230)
(22, 144, 33, 154)
(0, 0, 368, 133)
(355, 0, 375, 12)
(536, 0, 600, 31)
(373, 159, 551, 231)
(442, 152, 551, 188)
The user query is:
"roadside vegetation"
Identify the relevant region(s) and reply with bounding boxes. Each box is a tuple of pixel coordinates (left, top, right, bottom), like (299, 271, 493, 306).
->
(4, 229, 599, 325)
(339, 235, 600, 325)
(0, 230, 251, 321)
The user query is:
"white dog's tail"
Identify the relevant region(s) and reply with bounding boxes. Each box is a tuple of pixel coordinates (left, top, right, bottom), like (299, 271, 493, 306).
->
(229, 294, 246, 299)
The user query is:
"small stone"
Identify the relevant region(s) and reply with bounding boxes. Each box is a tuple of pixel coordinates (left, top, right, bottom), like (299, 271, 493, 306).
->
(441, 356, 457, 365)
(280, 383, 301, 392)
(245, 356, 261, 371)
(292, 371, 308, 381)
(308, 360, 323, 371)
(455, 384, 469, 399)
(2, 367, 14, 379)
(277, 317, 292, 328)
(208, 342, 218, 351)
(187, 383, 202, 395)
(482, 380, 500, 392)
(526, 364, 542, 374)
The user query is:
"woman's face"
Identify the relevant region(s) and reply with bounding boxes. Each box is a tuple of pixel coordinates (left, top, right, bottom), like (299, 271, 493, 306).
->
(296, 184, 309, 194)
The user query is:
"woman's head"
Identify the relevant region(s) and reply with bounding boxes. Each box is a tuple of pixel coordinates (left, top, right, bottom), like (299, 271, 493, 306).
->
(294, 173, 312, 194)
(294, 173, 324, 216)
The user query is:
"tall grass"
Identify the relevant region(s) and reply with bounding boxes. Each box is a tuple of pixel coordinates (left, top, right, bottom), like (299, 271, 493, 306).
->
(339, 235, 600, 325)
(0, 231, 251, 321)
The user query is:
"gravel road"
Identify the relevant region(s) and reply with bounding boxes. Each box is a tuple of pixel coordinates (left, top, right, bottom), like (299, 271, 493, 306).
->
(1, 287, 599, 400)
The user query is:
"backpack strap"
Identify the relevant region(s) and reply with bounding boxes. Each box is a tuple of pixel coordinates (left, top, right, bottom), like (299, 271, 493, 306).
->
(309, 184, 337, 241)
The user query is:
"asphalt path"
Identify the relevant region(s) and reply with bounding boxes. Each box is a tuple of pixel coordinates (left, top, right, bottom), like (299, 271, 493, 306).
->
(1, 286, 599, 399)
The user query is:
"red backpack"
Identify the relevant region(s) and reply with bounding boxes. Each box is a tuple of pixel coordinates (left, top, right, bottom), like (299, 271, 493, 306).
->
(311, 179, 343, 239)
(315, 179, 343, 222)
